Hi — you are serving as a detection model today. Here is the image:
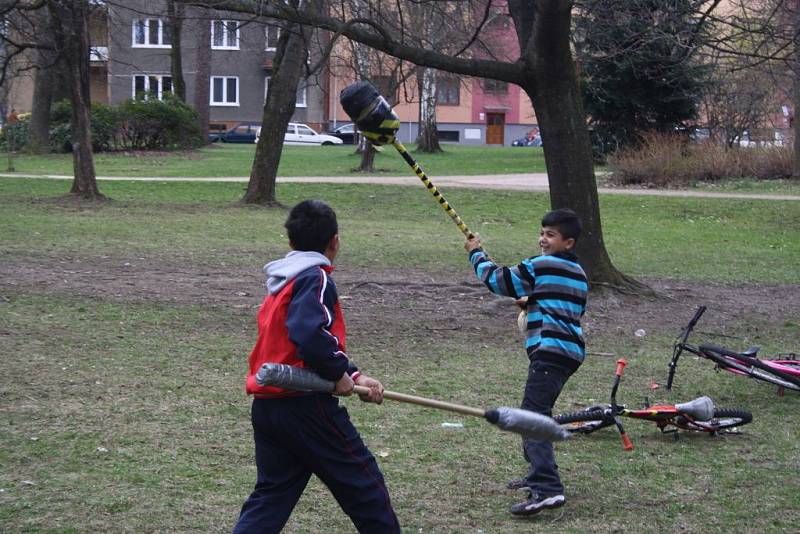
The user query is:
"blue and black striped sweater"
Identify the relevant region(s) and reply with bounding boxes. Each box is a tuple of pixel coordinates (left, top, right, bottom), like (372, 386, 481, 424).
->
(469, 248, 588, 373)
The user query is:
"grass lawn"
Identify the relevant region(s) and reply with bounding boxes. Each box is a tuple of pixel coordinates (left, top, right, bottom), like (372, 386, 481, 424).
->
(1, 178, 797, 283)
(2, 143, 548, 177)
(1, 179, 799, 532)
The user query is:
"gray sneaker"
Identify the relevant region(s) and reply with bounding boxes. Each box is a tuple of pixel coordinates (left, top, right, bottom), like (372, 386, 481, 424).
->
(510, 492, 565, 516)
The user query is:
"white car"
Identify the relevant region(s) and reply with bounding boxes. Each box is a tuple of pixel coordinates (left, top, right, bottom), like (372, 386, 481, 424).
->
(254, 123, 344, 146)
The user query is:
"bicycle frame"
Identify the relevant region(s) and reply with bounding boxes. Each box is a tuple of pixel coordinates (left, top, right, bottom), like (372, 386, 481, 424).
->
(556, 359, 751, 450)
(666, 306, 800, 393)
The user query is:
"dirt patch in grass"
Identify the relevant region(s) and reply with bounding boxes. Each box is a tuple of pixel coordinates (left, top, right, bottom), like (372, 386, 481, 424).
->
(2, 252, 798, 350)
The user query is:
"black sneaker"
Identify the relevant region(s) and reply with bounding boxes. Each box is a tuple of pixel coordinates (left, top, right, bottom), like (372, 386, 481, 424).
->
(506, 477, 528, 490)
(510, 492, 565, 516)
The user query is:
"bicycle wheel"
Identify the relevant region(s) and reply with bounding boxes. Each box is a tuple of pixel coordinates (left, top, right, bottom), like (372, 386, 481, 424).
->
(677, 407, 752, 433)
(554, 409, 613, 434)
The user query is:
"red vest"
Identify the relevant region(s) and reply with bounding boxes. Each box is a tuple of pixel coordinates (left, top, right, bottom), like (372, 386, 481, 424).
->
(245, 266, 347, 397)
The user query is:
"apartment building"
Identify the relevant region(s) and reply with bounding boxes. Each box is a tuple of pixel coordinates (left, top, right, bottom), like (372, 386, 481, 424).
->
(8, 1, 539, 145)
(105, 0, 329, 132)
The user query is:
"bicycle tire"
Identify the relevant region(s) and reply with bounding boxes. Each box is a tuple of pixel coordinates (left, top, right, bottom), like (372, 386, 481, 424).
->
(677, 407, 752, 433)
(554, 409, 613, 434)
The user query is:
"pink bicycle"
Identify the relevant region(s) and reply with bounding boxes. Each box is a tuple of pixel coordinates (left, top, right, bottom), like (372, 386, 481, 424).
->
(667, 306, 800, 394)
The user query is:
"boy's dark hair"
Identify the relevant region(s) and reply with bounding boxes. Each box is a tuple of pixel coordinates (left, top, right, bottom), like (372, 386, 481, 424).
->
(541, 208, 582, 242)
(285, 200, 338, 253)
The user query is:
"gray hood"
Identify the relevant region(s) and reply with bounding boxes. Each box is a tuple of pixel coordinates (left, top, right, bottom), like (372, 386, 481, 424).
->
(264, 251, 330, 295)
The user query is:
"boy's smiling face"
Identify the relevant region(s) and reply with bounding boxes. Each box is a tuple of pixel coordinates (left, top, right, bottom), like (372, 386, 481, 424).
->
(539, 225, 575, 255)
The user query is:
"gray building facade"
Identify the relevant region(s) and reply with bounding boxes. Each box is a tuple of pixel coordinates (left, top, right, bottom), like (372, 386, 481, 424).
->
(102, 1, 328, 131)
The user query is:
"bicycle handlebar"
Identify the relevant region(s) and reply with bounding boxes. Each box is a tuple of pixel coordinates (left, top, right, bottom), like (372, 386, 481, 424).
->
(667, 306, 706, 390)
(682, 305, 706, 344)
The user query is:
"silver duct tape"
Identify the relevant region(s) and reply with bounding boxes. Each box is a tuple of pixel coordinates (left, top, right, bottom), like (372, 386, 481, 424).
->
(494, 407, 571, 442)
(255, 363, 335, 392)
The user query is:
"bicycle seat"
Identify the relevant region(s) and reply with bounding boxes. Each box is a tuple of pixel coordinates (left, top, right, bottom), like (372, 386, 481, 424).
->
(700, 343, 760, 358)
(675, 396, 714, 421)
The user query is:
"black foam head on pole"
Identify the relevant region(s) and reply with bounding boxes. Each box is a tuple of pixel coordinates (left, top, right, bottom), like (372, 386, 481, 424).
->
(340, 81, 400, 146)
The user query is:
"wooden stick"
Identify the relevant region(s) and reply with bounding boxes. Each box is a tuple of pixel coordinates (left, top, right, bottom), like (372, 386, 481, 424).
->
(353, 385, 485, 417)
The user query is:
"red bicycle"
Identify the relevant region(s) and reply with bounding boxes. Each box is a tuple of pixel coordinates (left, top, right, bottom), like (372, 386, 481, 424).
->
(555, 359, 752, 450)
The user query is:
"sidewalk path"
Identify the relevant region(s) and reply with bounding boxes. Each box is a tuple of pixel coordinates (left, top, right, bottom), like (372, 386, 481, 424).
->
(3, 172, 799, 201)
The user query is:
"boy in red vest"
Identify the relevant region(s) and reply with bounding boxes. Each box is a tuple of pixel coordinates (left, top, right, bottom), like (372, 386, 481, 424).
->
(234, 200, 400, 533)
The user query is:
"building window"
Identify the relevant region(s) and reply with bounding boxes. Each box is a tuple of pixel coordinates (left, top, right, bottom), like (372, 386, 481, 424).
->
(436, 77, 460, 105)
(483, 78, 508, 95)
(132, 19, 171, 48)
(437, 130, 460, 142)
(264, 76, 308, 107)
(265, 23, 281, 51)
(132, 74, 173, 100)
(212, 20, 239, 49)
(211, 76, 239, 106)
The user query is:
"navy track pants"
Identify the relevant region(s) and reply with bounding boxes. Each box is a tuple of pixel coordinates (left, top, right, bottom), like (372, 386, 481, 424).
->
(233, 395, 400, 533)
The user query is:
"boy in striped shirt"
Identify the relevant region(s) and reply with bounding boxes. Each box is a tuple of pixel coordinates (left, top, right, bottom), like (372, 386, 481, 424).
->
(465, 208, 588, 517)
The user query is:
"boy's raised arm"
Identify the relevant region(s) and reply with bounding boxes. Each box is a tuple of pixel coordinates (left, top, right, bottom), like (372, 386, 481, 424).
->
(466, 236, 536, 299)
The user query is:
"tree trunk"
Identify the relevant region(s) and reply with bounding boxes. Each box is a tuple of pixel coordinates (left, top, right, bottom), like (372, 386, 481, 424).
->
(167, 0, 186, 101)
(48, 0, 103, 200)
(355, 141, 376, 171)
(416, 66, 442, 152)
(194, 8, 211, 142)
(242, 18, 308, 204)
(523, 0, 639, 289)
(28, 8, 56, 153)
(794, 71, 800, 178)
(794, 3, 800, 179)
(28, 63, 55, 153)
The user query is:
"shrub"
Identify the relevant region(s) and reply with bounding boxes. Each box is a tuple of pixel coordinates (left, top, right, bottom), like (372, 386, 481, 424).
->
(89, 103, 119, 151)
(50, 99, 72, 126)
(117, 94, 202, 150)
(0, 118, 29, 150)
(48, 100, 121, 152)
(608, 130, 793, 186)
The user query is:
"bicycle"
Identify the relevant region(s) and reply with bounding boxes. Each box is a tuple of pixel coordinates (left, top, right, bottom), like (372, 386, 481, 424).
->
(554, 359, 752, 450)
(666, 306, 800, 394)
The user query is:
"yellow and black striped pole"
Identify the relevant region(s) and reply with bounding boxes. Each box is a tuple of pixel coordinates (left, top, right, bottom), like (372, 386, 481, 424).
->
(391, 139, 475, 240)
(340, 81, 478, 242)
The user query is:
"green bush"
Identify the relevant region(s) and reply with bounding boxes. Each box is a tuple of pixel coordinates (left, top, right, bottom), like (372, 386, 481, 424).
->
(48, 97, 202, 152)
(50, 99, 72, 126)
(48, 100, 120, 152)
(117, 94, 202, 150)
(0, 117, 30, 150)
(608, 130, 793, 186)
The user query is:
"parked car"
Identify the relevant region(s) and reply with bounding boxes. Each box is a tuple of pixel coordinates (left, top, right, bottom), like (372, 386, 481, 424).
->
(326, 123, 359, 144)
(511, 127, 542, 147)
(254, 123, 344, 146)
(511, 134, 542, 147)
(209, 122, 261, 143)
